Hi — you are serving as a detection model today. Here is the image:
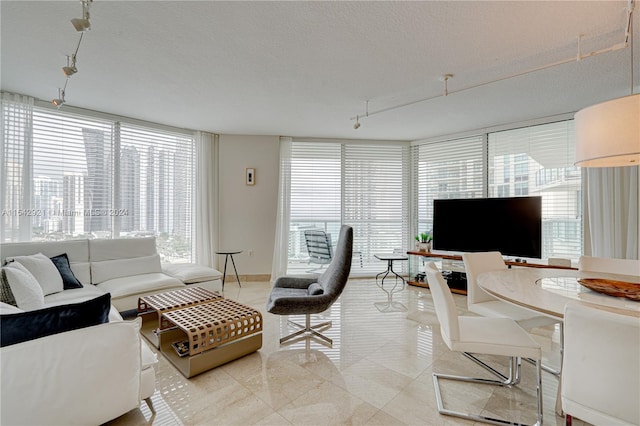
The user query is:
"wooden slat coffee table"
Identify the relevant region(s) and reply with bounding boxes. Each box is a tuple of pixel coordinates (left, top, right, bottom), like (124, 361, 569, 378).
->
(138, 286, 222, 348)
(158, 298, 262, 378)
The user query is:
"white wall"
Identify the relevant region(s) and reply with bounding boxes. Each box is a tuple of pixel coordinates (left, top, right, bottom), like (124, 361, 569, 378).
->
(217, 135, 279, 276)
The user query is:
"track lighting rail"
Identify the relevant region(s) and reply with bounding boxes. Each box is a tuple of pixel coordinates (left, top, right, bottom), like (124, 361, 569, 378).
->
(351, 1, 636, 129)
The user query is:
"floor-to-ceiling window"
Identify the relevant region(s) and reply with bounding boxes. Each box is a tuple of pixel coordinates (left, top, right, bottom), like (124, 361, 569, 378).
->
(286, 140, 410, 275)
(411, 119, 581, 262)
(488, 120, 581, 260)
(1, 94, 196, 262)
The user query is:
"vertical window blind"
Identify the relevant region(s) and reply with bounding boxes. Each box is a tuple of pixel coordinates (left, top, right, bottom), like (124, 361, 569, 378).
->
(1, 97, 196, 262)
(488, 120, 581, 260)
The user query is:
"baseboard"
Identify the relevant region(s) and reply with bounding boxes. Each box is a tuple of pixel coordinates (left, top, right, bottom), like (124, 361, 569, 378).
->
(239, 274, 271, 282)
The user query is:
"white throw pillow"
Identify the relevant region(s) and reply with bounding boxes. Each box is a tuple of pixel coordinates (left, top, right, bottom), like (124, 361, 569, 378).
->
(9, 253, 64, 296)
(3, 262, 45, 310)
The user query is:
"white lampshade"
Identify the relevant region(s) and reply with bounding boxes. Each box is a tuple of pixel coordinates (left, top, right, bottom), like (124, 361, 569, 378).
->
(574, 93, 640, 167)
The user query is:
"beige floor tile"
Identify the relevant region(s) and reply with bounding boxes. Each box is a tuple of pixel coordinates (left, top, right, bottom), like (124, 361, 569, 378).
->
(107, 279, 587, 426)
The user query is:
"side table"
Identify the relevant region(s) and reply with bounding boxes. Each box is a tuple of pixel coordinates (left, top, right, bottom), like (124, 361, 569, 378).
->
(216, 250, 242, 290)
(374, 253, 408, 312)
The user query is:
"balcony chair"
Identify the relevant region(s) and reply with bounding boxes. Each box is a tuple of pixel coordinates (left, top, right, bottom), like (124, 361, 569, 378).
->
(578, 255, 640, 276)
(267, 225, 353, 345)
(561, 301, 639, 426)
(425, 261, 543, 426)
(304, 230, 333, 272)
(304, 229, 362, 272)
(462, 251, 561, 375)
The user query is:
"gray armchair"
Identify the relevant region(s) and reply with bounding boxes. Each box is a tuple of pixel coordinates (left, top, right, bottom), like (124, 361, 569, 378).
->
(266, 225, 353, 345)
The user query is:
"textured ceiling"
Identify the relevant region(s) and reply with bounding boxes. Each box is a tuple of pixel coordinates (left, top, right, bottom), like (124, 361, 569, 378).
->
(1, 1, 638, 141)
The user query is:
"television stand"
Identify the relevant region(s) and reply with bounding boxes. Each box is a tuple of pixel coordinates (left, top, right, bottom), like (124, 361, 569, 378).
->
(406, 250, 576, 295)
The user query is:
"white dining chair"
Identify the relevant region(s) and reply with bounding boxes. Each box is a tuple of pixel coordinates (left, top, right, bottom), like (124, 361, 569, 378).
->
(425, 262, 543, 426)
(578, 255, 640, 276)
(462, 251, 561, 375)
(561, 301, 640, 426)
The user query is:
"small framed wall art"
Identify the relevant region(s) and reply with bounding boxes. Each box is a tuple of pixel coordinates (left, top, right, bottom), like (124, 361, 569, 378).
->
(246, 168, 256, 185)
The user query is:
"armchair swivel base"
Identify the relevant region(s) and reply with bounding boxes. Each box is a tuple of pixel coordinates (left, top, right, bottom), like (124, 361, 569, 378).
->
(281, 313, 332, 344)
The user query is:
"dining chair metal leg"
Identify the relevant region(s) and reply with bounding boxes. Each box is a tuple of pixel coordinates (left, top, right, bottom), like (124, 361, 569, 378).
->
(433, 356, 543, 426)
(462, 352, 521, 385)
(524, 322, 563, 377)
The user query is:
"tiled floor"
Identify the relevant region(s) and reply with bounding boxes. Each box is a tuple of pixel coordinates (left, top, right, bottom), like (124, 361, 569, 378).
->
(106, 278, 590, 426)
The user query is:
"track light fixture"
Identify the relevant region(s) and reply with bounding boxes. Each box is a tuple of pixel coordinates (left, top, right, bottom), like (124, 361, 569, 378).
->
(53, 3, 92, 108)
(352, 100, 368, 130)
(52, 88, 66, 108)
(71, 0, 92, 32)
(62, 55, 77, 77)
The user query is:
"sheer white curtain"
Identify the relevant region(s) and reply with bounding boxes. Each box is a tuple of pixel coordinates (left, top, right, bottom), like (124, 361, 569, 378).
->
(195, 131, 218, 267)
(584, 166, 639, 259)
(1, 92, 34, 242)
(270, 137, 292, 282)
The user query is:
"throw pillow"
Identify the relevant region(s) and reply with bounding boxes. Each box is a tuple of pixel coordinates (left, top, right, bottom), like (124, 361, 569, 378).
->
(308, 282, 324, 295)
(0, 268, 18, 306)
(50, 253, 83, 290)
(2, 262, 45, 311)
(9, 253, 63, 296)
(0, 293, 111, 347)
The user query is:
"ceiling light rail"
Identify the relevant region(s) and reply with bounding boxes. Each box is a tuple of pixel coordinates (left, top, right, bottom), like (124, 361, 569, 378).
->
(351, 1, 636, 128)
(52, 0, 93, 108)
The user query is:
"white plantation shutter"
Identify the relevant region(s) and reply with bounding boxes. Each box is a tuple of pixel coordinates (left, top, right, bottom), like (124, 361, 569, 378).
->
(488, 120, 581, 260)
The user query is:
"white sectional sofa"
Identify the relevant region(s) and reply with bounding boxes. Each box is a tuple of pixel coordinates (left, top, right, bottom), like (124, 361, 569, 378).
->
(0, 237, 222, 425)
(0, 237, 223, 311)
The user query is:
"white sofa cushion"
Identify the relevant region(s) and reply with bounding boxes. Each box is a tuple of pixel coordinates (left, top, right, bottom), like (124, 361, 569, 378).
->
(0, 302, 23, 314)
(89, 237, 157, 261)
(162, 263, 222, 283)
(91, 254, 162, 284)
(44, 285, 106, 306)
(96, 272, 183, 299)
(2, 262, 45, 310)
(8, 253, 63, 296)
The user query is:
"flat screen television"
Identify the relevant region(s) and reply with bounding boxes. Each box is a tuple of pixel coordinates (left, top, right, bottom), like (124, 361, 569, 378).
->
(432, 196, 542, 259)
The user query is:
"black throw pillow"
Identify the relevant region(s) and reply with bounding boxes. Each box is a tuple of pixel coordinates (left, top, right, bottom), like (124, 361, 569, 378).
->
(50, 253, 83, 290)
(0, 293, 111, 347)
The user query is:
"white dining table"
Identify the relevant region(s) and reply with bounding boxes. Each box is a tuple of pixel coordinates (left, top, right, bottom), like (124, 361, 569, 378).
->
(477, 267, 640, 320)
(477, 267, 640, 416)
